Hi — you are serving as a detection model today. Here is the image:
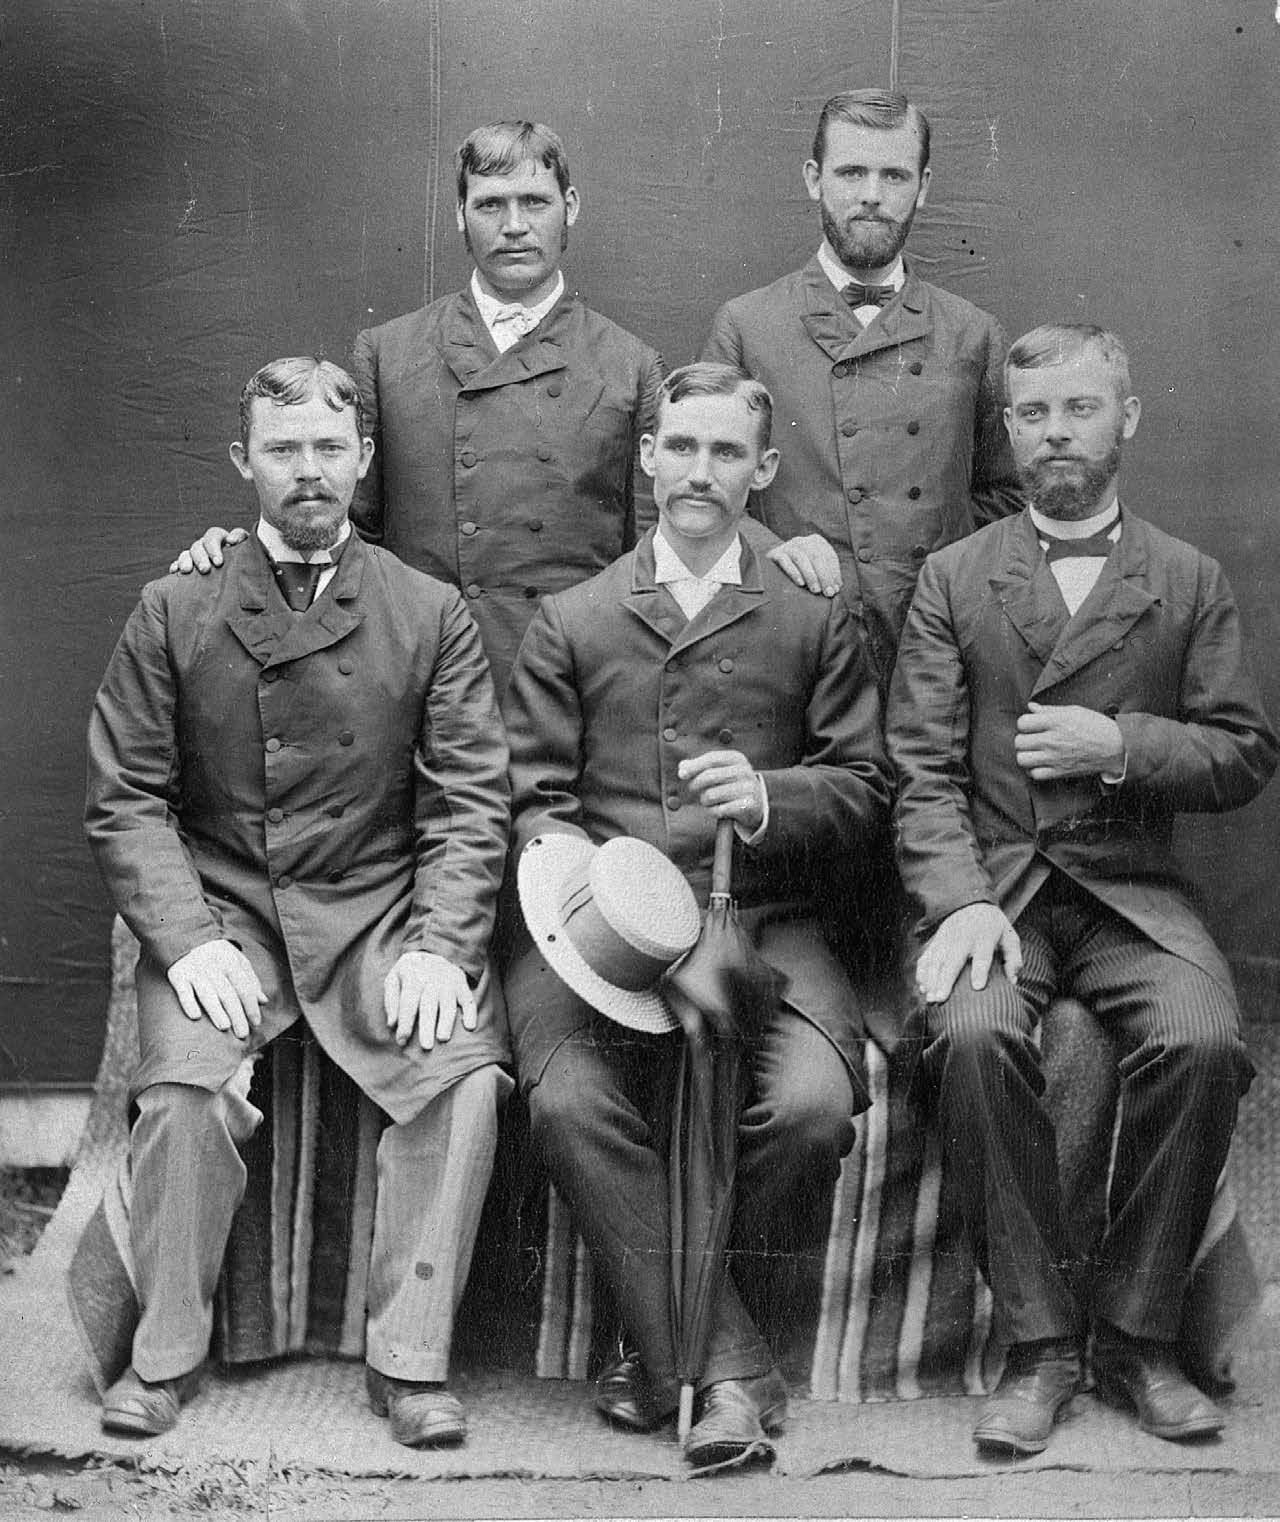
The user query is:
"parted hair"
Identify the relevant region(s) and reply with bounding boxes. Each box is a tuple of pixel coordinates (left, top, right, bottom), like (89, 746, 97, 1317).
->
(656, 362, 774, 449)
(238, 357, 365, 447)
(812, 88, 931, 174)
(1006, 323, 1133, 399)
(455, 121, 572, 202)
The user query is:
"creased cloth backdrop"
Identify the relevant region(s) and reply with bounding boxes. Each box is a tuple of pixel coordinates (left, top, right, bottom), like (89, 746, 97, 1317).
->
(2, 0, 1277, 1086)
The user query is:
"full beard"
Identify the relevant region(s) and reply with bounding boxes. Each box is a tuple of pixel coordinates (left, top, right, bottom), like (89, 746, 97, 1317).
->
(1023, 435, 1124, 521)
(276, 502, 345, 553)
(820, 194, 913, 273)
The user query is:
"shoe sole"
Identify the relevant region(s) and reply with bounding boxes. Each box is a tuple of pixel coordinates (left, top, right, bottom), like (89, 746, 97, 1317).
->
(1093, 1373, 1225, 1441)
(101, 1408, 173, 1438)
(972, 1423, 1049, 1456)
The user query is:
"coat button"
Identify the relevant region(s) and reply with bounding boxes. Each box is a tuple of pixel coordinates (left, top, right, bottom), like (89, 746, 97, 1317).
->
(339, 730, 355, 746)
(909, 361, 923, 375)
(523, 586, 540, 599)
(547, 381, 563, 397)
(327, 869, 343, 883)
(460, 450, 477, 468)
(832, 361, 851, 379)
(907, 486, 922, 500)
(718, 657, 734, 673)
(338, 658, 354, 675)
(857, 548, 872, 564)
(718, 728, 734, 744)
(846, 486, 865, 504)
(267, 807, 284, 823)
(327, 803, 345, 818)
(911, 544, 928, 562)
(262, 669, 279, 683)
(465, 582, 483, 598)
(265, 738, 282, 753)
(460, 521, 478, 536)
(663, 727, 678, 741)
(840, 421, 858, 437)
(1113, 639, 1125, 650)
(276, 874, 293, 890)
(667, 794, 682, 810)
(906, 420, 920, 435)
(536, 445, 552, 461)
(528, 518, 544, 533)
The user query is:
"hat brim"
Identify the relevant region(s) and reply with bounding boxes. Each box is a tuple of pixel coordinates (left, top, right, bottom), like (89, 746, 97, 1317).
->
(517, 833, 681, 1035)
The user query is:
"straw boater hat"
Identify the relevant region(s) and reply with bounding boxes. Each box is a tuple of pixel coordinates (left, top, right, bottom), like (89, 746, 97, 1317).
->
(517, 833, 702, 1034)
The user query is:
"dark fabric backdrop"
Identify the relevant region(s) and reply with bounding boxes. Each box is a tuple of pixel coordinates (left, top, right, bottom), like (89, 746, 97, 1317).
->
(2, 0, 1276, 1086)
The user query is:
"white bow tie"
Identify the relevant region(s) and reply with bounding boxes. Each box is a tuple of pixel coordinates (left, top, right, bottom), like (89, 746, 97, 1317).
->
(489, 304, 540, 336)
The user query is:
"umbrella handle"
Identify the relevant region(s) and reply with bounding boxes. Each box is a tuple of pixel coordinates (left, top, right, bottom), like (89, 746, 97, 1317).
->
(711, 816, 734, 898)
(678, 1382, 695, 1445)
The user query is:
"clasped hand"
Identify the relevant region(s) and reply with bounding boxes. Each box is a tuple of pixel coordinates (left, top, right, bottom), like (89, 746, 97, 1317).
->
(678, 750, 764, 834)
(1014, 701, 1124, 781)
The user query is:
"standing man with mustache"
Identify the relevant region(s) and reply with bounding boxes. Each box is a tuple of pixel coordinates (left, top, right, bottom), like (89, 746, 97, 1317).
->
(702, 89, 1022, 692)
(175, 122, 664, 699)
(887, 324, 1275, 1456)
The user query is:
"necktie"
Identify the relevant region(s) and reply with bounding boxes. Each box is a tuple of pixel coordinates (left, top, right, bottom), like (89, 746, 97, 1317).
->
(273, 561, 324, 611)
(489, 304, 540, 338)
(842, 281, 895, 309)
(1039, 524, 1120, 564)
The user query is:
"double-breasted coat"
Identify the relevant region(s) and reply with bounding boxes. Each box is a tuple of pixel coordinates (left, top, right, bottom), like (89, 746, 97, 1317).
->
(351, 288, 665, 695)
(703, 259, 1024, 686)
(502, 529, 892, 1089)
(886, 509, 1278, 987)
(85, 532, 511, 1124)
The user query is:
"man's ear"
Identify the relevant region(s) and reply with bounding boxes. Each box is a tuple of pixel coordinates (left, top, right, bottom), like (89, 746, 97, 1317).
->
(1002, 405, 1015, 446)
(564, 185, 581, 227)
(229, 441, 253, 481)
(802, 159, 822, 203)
(357, 436, 375, 480)
(752, 447, 781, 492)
(1121, 395, 1141, 441)
(455, 200, 466, 233)
(639, 432, 657, 480)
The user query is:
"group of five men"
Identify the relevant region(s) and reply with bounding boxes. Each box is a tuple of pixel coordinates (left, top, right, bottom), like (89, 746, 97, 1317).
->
(84, 91, 1275, 1469)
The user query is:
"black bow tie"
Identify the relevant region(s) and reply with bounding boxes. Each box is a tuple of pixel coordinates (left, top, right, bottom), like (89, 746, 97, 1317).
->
(1038, 522, 1120, 563)
(272, 560, 324, 611)
(842, 281, 895, 309)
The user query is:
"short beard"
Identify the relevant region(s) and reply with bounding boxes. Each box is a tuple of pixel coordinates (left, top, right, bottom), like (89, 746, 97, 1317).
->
(1024, 435, 1124, 521)
(820, 192, 913, 274)
(275, 509, 345, 554)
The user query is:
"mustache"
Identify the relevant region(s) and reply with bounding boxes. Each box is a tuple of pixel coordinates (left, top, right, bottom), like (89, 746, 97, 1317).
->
(284, 489, 340, 506)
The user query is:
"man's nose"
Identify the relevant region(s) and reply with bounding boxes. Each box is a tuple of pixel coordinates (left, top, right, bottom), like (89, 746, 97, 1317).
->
(295, 448, 322, 478)
(859, 175, 884, 206)
(501, 200, 530, 234)
(1045, 411, 1074, 443)
(688, 452, 713, 485)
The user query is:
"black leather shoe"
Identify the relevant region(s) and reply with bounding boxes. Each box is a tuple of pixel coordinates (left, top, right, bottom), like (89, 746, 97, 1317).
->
(683, 1368, 788, 1469)
(366, 1365, 467, 1447)
(973, 1339, 1082, 1456)
(1092, 1327, 1224, 1441)
(594, 1349, 678, 1432)
(101, 1364, 205, 1437)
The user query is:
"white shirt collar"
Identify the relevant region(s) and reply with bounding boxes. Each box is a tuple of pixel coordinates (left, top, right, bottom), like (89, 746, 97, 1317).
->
(470, 269, 565, 337)
(1029, 494, 1121, 540)
(256, 517, 351, 565)
(817, 243, 905, 297)
(652, 527, 743, 587)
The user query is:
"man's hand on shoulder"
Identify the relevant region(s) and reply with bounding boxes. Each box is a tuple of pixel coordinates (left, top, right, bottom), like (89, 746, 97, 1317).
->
(767, 533, 842, 598)
(679, 750, 765, 834)
(384, 951, 477, 1051)
(169, 525, 247, 575)
(167, 939, 267, 1040)
(916, 903, 1022, 1005)
(1014, 701, 1125, 781)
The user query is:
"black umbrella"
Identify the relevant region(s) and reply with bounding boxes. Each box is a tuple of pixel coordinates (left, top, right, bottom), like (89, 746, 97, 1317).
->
(663, 817, 783, 1444)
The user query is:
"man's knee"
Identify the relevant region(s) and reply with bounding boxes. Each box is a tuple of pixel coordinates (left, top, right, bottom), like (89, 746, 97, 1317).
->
(133, 1063, 263, 1150)
(926, 977, 1035, 1084)
(745, 1054, 856, 1162)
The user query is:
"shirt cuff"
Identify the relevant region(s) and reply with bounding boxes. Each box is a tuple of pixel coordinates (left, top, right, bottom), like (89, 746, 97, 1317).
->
(735, 774, 769, 845)
(1100, 749, 1129, 789)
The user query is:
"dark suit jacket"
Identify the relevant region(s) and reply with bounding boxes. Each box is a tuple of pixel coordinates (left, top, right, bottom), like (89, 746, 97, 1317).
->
(502, 529, 892, 1088)
(85, 533, 511, 1123)
(886, 509, 1278, 988)
(351, 287, 665, 695)
(703, 258, 1023, 686)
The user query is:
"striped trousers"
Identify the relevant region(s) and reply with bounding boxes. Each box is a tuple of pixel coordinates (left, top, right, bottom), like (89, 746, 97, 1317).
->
(921, 870, 1253, 1347)
(127, 1059, 508, 1384)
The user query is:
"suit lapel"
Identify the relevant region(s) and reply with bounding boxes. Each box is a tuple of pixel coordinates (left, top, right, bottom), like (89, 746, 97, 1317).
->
(797, 258, 934, 364)
(225, 533, 367, 669)
(621, 531, 766, 657)
(1031, 514, 1159, 697)
(988, 514, 1070, 667)
(439, 288, 574, 393)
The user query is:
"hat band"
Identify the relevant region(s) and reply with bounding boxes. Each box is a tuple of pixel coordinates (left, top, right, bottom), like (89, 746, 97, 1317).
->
(559, 876, 673, 992)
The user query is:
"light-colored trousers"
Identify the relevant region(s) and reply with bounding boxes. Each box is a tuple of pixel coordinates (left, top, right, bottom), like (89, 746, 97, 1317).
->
(127, 1060, 510, 1384)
